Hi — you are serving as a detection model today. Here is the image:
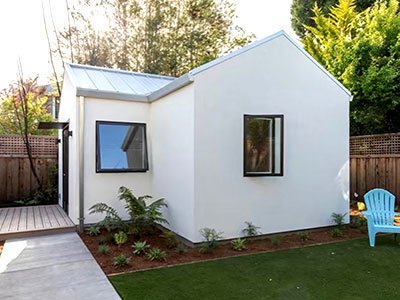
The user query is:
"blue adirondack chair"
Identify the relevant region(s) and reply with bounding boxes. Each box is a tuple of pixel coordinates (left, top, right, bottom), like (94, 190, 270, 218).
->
(362, 188, 400, 247)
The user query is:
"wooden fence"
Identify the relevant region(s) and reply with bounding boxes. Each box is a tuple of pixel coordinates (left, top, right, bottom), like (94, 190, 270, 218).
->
(0, 135, 58, 204)
(350, 133, 400, 203)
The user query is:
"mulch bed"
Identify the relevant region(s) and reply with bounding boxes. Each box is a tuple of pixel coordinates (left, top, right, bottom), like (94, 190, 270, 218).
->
(80, 225, 368, 275)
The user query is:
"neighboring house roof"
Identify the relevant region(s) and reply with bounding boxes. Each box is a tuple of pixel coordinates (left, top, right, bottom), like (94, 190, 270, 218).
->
(65, 30, 352, 102)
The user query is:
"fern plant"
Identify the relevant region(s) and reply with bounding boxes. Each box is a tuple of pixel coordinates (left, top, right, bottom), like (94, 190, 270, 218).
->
(89, 186, 168, 234)
(242, 221, 261, 237)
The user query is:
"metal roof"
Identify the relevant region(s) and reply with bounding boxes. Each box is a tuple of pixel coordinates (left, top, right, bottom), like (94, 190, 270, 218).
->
(65, 30, 351, 102)
(65, 63, 175, 101)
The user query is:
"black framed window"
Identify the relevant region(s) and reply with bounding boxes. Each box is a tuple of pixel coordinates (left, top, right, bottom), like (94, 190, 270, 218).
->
(96, 121, 148, 173)
(244, 115, 284, 176)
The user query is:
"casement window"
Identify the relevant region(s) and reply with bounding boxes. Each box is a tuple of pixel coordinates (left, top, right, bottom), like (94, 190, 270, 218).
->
(243, 115, 284, 176)
(96, 121, 148, 173)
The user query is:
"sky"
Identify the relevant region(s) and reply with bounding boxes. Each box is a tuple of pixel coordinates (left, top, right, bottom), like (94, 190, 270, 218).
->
(0, 0, 296, 90)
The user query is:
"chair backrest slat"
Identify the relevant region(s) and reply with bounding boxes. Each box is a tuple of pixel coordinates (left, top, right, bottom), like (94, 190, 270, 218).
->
(364, 188, 395, 226)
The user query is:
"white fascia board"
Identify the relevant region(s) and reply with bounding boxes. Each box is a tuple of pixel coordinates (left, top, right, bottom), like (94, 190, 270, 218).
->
(76, 88, 149, 102)
(148, 73, 194, 102)
(279, 31, 352, 99)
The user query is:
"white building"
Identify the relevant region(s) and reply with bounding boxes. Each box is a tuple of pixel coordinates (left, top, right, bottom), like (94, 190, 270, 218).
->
(58, 31, 351, 243)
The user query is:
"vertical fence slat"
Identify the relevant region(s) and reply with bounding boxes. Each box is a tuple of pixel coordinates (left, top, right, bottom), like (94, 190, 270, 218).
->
(0, 135, 58, 205)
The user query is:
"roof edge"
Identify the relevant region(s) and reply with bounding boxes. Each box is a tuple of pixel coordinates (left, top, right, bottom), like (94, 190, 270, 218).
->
(76, 88, 148, 102)
(148, 73, 194, 102)
(190, 31, 287, 77)
(67, 62, 175, 81)
(279, 31, 352, 98)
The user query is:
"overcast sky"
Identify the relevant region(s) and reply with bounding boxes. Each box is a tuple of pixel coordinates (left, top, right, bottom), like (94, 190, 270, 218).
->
(0, 0, 296, 90)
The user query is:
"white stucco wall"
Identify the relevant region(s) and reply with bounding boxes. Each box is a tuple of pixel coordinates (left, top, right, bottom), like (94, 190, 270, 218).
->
(150, 85, 195, 241)
(191, 35, 350, 242)
(58, 73, 80, 224)
(82, 98, 152, 224)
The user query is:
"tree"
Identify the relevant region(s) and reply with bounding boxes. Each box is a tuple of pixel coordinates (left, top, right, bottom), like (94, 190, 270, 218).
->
(59, 0, 253, 77)
(303, 0, 400, 135)
(0, 79, 54, 136)
(291, 0, 376, 38)
(0, 73, 55, 189)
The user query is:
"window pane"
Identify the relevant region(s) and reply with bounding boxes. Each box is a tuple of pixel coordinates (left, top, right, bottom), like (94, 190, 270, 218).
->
(244, 115, 283, 176)
(97, 122, 148, 172)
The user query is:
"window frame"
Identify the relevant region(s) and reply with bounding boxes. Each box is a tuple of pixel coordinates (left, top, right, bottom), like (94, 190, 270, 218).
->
(95, 120, 149, 173)
(243, 114, 284, 177)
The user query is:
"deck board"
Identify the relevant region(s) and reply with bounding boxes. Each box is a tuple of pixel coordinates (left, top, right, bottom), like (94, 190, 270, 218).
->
(0, 205, 76, 240)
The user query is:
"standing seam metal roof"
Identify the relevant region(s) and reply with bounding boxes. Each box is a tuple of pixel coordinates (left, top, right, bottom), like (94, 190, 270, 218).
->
(66, 63, 175, 101)
(65, 30, 352, 102)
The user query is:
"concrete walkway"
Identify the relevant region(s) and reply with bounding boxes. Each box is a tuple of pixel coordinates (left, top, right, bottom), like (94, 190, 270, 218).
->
(0, 232, 120, 300)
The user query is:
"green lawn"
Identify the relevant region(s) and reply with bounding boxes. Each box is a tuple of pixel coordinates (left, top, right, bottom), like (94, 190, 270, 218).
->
(110, 236, 400, 300)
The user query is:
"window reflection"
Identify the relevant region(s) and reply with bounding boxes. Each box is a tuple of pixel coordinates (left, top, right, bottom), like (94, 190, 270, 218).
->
(96, 121, 148, 172)
(244, 115, 283, 176)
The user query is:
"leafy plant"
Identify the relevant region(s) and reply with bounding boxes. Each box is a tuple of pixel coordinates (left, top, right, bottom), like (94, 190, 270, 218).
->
(199, 228, 223, 253)
(87, 226, 100, 236)
(89, 186, 168, 235)
(350, 215, 368, 230)
(231, 238, 247, 251)
(298, 232, 310, 241)
(98, 233, 114, 245)
(242, 221, 261, 237)
(147, 248, 167, 261)
(98, 244, 109, 255)
(271, 235, 282, 246)
(114, 231, 128, 247)
(161, 231, 178, 248)
(331, 228, 344, 238)
(331, 213, 347, 229)
(113, 254, 130, 267)
(132, 241, 150, 255)
(175, 243, 187, 254)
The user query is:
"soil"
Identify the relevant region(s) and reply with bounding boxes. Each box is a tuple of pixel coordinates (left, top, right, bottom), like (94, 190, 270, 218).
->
(80, 225, 368, 275)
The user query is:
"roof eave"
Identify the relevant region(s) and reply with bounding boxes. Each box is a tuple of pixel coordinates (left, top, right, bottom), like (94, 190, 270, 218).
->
(148, 73, 194, 102)
(76, 88, 149, 102)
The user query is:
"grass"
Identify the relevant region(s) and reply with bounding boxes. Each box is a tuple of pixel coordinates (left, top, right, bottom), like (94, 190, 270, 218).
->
(110, 235, 400, 299)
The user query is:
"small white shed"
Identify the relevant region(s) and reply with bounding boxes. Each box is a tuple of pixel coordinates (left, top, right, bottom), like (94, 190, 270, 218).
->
(58, 31, 351, 243)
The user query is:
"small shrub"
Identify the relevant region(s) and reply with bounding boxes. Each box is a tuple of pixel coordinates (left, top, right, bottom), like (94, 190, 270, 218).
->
(199, 228, 223, 253)
(98, 244, 110, 255)
(298, 232, 309, 241)
(175, 243, 187, 254)
(350, 215, 367, 229)
(331, 228, 344, 238)
(114, 231, 128, 247)
(271, 235, 282, 246)
(331, 212, 346, 228)
(147, 248, 167, 261)
(161, 231, 178, 248)
(87, 226, 100, 236)
(98, 233, 114, 245)
(242, 221, 261, 237)
(231, 238, 247, 251)
(113, 254, 130, 267)
(132, 241, 150, 255)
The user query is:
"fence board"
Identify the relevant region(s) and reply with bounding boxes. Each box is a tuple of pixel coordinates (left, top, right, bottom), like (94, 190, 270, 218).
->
(350, 155, 400, 205)
(0, 157, 57, 204)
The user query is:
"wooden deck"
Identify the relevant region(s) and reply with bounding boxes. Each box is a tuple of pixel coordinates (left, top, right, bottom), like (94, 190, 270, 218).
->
(0, 205, 76, 240)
